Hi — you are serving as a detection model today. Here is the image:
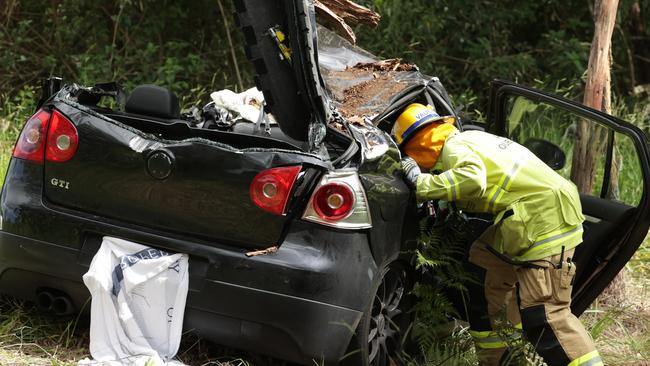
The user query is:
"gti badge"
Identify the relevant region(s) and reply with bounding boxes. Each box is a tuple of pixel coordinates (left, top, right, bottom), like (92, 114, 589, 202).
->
(50, 178, 70, 190)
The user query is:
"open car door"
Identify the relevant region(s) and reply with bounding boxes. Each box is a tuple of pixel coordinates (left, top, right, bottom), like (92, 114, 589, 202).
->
(487, 80, 650, 315)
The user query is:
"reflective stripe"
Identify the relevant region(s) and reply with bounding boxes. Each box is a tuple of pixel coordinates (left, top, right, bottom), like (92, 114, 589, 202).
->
(567, 350, 604, 366)
(485, 155, 527, 212)
(470, 328, 522, 349)
(502, 158, 525, 190)
(470, 330, 507, 349)
(469, 329, 493, 338)
(475, 339, 508, 349)
(527, 224, 584, 254)
(443, 171, 457, 201)
(488, 189, 506, 212)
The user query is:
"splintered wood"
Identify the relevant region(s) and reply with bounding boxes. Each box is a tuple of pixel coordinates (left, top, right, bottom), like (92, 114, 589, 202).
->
(315, 0, 380, 44)
(352, 58, 418, 72)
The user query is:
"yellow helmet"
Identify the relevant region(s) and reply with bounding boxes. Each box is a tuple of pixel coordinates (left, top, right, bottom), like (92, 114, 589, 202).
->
(392, 103, 454, 146)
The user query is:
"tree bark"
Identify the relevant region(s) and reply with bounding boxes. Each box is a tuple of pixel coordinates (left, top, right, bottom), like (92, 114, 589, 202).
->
(314, 0, 380, 44)
(577, 0, 628, 304)
(570, 0, 619, 194)
(314, 0, 357, 44)
(317, 0, 380, 27)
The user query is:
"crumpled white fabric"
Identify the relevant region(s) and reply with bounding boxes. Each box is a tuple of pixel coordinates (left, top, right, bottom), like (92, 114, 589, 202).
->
(210, 87, 276, 123)
(80, 237, 189, 366)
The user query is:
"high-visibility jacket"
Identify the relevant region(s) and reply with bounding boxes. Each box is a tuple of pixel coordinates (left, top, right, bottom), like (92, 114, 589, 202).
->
(416, 130, 585, 261)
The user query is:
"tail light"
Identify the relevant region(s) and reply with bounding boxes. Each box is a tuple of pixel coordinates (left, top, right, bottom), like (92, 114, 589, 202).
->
(250, 165, 302, 215)
(45, 110, 78, 162)
(303, 170, 372, 229)
(12, 109, 78, 164)
(312, 183, 355, 221)
(13, 109, 52, 163)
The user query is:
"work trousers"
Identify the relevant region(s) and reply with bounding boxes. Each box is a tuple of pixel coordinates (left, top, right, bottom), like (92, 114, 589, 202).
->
(466, 228, 602, 366)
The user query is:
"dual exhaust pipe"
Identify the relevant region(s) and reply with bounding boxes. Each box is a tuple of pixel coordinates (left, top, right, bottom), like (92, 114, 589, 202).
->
(36, 290, 75, 316)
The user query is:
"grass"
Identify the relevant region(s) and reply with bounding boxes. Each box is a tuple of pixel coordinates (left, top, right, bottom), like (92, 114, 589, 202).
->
(0, 296, 269, 366)
(0, 86, 649, 365)
(0, 297, 86, 366)
(583, 269, 650, 365)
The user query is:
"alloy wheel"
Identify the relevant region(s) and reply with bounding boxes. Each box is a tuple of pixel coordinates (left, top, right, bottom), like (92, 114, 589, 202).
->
(367, 265, 408, 365)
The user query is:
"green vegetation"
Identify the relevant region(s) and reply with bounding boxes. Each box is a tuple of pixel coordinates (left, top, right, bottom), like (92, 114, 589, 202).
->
(354, 0, 650, 116)
(1, 0, 650, 365)
(0, 86, 35, 186)
(0, 296, 260, 365)
(0, 0, 250, 99)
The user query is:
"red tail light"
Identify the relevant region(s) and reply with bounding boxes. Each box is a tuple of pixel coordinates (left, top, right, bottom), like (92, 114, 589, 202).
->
(13, 109, 52, 163)
(45, 110, 78, 163)
(302, 170, 372, 229)
(312, 183, 355, 221)
(250, 166, 302, 215)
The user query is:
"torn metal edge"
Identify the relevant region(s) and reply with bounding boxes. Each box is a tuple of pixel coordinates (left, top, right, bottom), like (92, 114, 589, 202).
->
(52, 86, 330, 161)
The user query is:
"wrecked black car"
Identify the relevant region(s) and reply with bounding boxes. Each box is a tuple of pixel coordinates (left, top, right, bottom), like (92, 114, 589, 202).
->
(2, 1, 650, 365)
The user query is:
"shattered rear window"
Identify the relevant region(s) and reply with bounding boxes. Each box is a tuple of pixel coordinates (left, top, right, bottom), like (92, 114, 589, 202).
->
(318, 26, 427, 120)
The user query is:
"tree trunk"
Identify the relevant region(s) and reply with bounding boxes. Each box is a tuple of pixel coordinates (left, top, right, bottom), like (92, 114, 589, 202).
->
(570, 0, 619, 193)
(577, 0, 628, 305)
(629, 1, 650, 86)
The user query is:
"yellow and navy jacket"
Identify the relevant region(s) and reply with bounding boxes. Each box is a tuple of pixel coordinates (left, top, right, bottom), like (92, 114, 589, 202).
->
(416, 131, 585, 261)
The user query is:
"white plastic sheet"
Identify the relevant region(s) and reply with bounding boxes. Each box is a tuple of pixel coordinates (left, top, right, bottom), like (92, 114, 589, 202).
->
(210, 87, 269, 123)
(80, 237, 189, 366)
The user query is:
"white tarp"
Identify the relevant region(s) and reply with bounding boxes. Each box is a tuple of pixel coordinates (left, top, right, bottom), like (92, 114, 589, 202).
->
(80, 237, 189, 366)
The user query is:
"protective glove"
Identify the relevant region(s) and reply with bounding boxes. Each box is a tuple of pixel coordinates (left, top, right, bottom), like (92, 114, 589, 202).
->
(401, 157, 421, 189)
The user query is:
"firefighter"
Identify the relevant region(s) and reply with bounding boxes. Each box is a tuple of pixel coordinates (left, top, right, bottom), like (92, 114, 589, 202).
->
(396, 103, 602, 366)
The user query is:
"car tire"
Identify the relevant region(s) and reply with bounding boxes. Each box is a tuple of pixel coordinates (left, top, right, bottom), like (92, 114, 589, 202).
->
(233, 0, 313, 141)
(340, 262, 414, 366)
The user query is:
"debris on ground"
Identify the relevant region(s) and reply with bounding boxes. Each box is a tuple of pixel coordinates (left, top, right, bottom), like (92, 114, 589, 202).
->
(322, 59, 421, 120)
(352, 58, 418, 72)
(317, 26, 429, 122)
(245, 246, 279, 257)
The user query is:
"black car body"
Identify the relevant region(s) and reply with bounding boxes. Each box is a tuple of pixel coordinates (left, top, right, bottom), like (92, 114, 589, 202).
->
(1, 1, 650, 365)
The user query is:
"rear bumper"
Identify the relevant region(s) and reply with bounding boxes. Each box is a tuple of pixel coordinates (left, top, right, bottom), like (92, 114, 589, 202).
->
(0, 228, 370, 365)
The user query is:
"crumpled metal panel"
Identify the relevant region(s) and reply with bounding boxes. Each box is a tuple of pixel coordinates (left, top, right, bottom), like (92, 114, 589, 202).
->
(43, 98, 330, 249)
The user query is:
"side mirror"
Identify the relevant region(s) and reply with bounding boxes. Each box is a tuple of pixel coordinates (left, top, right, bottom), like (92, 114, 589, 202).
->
(523, 138, 566, 170)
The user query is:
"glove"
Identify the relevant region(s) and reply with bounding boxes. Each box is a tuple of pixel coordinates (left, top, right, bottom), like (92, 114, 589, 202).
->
(401, 157, 421, 189)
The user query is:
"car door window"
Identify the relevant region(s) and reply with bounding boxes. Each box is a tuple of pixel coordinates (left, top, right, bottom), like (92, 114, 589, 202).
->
(606, 132, 643, 206)
(489, 81, 650, 315)
(503, 95, 642, 205)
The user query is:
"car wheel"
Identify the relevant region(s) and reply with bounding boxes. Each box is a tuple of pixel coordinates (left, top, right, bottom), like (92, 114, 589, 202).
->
(341, 262, 413, 366)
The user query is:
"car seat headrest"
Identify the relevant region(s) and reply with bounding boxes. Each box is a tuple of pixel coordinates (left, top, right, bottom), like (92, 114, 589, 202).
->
(125, 84, 180, 119)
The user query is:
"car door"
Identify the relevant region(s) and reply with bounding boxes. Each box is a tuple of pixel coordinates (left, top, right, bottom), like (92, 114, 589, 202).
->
(486, 80, 650, 315)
